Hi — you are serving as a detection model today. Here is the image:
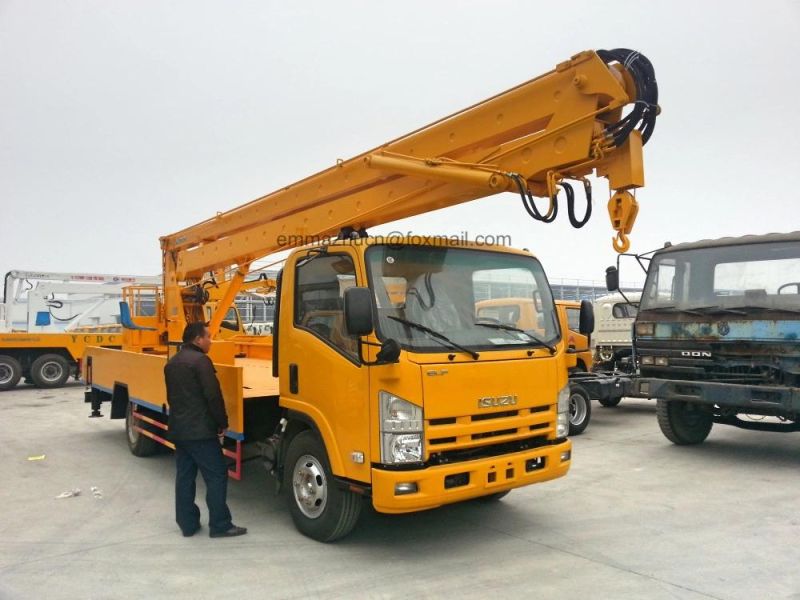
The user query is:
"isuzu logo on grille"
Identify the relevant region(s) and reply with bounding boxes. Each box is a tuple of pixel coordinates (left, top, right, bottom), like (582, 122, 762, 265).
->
(478, 395, 518, 408)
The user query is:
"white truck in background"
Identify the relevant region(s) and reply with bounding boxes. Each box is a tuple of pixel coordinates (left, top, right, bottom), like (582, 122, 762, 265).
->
(0, 270, 159, 390)
(1, 270, 160, 332)
(592, 291, 641, 372)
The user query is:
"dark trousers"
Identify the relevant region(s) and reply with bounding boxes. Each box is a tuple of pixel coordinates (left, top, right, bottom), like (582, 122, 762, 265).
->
(175, 439, 233, 535)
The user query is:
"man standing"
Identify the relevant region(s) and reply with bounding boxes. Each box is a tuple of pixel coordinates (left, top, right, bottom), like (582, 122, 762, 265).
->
(164, 322, 247, 538)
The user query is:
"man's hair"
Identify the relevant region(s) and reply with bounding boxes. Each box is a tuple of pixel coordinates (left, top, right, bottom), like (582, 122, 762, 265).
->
(182, 322, 208, 344)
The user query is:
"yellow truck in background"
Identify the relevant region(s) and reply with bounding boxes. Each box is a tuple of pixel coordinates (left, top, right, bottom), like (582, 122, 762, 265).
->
(476, 298, 593, 372)
(556, 300, 594, 373)
(477, 297, 596, 435)
(84, 48, 659, 541)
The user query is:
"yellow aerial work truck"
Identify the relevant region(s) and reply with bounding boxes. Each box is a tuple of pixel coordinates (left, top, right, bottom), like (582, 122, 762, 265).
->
(84, 48, 659, 541)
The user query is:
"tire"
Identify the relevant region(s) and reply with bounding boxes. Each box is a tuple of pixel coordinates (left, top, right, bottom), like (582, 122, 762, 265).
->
(126, 401, 160, 457)
(30, 354, 71, 388)
(656, 399, 713, 445)
(284, 430, 362, 542)
(598, 396, 622, 408)
(477, 490, 510, 502)
(568, 384, 592, 436)
(0, 355, 22, 391)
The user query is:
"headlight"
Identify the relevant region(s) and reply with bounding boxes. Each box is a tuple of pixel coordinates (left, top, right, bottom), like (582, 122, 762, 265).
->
(641, 355, 654, 365)
(380, 391, 423, 464)
(655, 356, 669, 366)
(556, 384, 570, 438)
(636, 322, 655, 336)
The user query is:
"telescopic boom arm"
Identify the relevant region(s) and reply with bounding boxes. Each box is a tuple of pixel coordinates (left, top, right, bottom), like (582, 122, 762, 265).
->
(159, 48, 658, 341)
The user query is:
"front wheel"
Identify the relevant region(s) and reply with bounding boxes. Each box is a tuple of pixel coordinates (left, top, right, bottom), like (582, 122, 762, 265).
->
(568, 384, 592, 436)
(284, 431, 362, 542)
(0, 355, 22, 391)
(656, 399, 713, 445)
(30, 354, 71, 388)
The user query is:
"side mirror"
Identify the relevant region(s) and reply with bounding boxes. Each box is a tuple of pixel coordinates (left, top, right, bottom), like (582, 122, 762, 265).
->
(605, 266, 620, 292)
(579, 299, 595, 335)
(344, 287, 374, 336)
(376, 338, 401, 363)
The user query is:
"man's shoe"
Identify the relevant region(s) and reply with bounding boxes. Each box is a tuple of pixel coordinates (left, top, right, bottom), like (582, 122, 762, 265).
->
(209, 525, 247, 538)
(182, 525, 201, 537)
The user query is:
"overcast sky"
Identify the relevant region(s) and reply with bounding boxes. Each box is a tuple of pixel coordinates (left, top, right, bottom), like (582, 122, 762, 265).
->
(2, 0, 798, 286)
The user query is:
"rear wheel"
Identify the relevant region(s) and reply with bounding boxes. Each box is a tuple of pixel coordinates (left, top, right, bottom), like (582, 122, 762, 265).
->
(30, 354, 71, 388)
(126, 402, 160, 456)
(284, 430, 362, 542)
(0, 355, 22, 391)
(568, 384, 591, 435)
(656, 399, 713, 445)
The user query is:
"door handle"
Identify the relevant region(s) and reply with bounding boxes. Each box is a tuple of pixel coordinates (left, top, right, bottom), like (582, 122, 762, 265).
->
(289, 363, 299, 394)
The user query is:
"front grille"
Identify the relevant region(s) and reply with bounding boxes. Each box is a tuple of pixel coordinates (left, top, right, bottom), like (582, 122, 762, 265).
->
(472, 427, 517, 440)
(472, 409, 517, 422)
(425, 405, 554, 459)
(645, 362, 775, 385)
(430, 436, 457, 446)
(428, 434, 550, 466)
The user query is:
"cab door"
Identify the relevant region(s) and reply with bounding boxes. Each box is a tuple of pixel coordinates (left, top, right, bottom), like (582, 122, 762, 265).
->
(278, 249, 371, 483)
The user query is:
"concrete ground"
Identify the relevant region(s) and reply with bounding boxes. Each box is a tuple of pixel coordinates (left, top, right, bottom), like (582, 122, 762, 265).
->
(0, 384, 798, 600)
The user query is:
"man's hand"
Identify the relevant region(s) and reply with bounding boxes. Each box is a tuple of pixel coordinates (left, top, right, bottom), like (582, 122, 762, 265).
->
(217, 430, 225, 445)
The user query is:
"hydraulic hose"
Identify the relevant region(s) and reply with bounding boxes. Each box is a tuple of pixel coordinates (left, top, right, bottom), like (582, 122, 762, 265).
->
(597, 49, 659, 147)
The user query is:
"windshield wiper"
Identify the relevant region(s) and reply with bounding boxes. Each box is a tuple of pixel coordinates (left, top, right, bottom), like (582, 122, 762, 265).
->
(725, 305, 800, 315)
(646, 304, 800, 316)
(474, 322, 556, 354)
(643, 305, 706, 316)
(690, 305, 747, 316)
(387, 315, 479, 359)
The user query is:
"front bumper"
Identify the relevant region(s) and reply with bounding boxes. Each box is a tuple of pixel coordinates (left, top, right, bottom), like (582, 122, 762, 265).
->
(371, 439, 571, 514)
(634, 378, 800, 412)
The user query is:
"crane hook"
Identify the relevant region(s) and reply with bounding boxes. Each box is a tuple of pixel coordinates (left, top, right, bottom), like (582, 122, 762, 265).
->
(612, 231, 631, 253)
(607, 191, 639, 254)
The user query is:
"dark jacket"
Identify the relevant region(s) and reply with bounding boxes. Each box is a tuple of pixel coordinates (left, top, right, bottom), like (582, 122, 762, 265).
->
(164, 344, 228, 441)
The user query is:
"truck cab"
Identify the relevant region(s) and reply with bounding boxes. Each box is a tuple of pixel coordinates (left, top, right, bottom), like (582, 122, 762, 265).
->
(591, 292, 640, 372)
(627, 232, 800, 443)
(555, 300, 593, 373)
(279, 239, 573, 522)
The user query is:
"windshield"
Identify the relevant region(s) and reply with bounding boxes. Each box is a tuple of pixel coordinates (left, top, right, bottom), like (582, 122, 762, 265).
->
(640, 241, 800, 312)
(365, 245, 559, 352)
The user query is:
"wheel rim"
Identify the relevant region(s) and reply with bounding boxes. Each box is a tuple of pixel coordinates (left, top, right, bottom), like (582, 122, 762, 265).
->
(39, 360, 64, 383)
(570, 392, 587, 425)
(0, 364, 12, 385)
(292, 454, 328, 519)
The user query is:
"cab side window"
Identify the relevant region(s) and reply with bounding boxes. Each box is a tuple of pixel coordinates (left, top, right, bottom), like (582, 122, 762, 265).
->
(294, 255, 358, 357)
(565, 308, 581, 332)
(612, 303, 638, 318)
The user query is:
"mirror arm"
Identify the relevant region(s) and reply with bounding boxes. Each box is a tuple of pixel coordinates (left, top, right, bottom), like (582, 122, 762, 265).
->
(356, 337, 398, 366)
